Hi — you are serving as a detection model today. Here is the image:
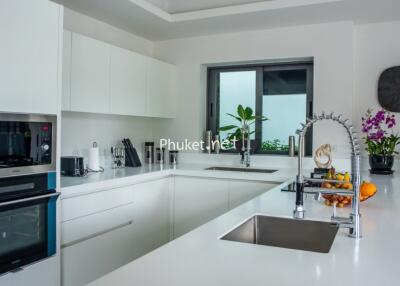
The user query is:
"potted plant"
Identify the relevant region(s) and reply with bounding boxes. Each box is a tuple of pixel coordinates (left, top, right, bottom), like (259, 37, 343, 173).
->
(361, 108, 400, 173)
(218, 105, 268, 153)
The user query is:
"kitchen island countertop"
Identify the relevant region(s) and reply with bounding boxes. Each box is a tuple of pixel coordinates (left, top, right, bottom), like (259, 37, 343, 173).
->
(86, 170, 399, 286)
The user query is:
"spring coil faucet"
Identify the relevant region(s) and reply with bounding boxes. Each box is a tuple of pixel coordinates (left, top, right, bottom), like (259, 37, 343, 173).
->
(293, 112, 362, 239)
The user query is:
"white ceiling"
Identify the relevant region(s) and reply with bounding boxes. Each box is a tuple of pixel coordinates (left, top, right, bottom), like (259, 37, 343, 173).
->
(147, 0, 270, 13)
(52, 0, 400, 41)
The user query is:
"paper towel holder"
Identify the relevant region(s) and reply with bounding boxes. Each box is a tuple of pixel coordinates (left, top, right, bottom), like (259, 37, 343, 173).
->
(87, 141, 104, 173)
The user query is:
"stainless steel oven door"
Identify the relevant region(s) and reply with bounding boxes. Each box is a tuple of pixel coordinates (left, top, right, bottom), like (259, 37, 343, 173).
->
(0, 113, 56, 178)
(0, 192, 59, 275)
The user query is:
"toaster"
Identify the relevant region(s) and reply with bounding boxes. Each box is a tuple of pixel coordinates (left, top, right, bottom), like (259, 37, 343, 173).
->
(61, 156, 85, 177)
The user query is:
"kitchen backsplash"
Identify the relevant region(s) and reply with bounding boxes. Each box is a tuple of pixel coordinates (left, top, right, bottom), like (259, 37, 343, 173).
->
(61, 111, 154, 166)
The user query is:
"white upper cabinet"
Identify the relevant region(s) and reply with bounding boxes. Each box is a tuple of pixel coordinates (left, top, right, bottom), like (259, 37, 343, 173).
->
(0, 0, 62, 115)
(62, 31, 176, 118)
(110, 46, 147, 116)
(62, 30, 72, 111)
(70, 33, 111, 114)
(146, 58, 176, 118)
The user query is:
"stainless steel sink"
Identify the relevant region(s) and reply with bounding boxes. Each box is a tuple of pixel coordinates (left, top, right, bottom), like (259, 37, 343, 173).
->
(205, 167, 277, 173)
(220, 215, 339, 253)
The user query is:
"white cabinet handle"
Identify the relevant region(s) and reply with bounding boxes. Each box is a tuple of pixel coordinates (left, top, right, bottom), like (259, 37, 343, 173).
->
(62, 220, 133, 248)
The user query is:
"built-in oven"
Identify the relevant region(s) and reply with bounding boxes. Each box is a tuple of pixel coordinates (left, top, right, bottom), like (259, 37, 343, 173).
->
(0, 113, 59, 276)
(0, 173, 59, 276)
(0, 113, 56, 179)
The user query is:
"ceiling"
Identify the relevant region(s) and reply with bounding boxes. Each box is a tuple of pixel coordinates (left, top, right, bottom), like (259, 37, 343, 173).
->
(52, 0, 400, 41)
(146, 0, 270, 13)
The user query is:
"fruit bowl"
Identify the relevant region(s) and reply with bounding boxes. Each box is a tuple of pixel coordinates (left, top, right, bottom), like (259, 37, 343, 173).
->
(320, 168, 377, 207)
(323, 189, 377, 207)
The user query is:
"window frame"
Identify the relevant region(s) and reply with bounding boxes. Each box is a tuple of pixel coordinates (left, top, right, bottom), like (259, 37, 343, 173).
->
(207, 61, 314, 156)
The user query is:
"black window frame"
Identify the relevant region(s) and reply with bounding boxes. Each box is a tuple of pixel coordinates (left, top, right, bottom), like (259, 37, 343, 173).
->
(207, 61, 314, 156)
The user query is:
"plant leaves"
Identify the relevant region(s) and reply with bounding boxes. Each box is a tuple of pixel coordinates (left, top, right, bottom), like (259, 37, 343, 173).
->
(248, 115, 268, 121)
(237, 105, 245, 119)
(226, 113, 242, 123)
(218, 125, 238, 132)
(244, 107, 253, 119)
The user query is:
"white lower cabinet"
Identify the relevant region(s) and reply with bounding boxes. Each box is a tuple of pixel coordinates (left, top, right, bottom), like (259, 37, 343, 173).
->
(173, 176, 230, 238)
(228, 180, 277, 210)
(173, 176, 277, 239)
(60, 176, 276, 285)
(130, 178, 171, 257)
(61, 220, 136, 286)
(61, 178, 170, 286)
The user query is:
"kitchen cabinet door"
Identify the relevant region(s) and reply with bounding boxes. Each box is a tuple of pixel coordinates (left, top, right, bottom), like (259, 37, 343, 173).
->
(61, 180, 170, 286)
(173, 176, 229, 238)
(130, 178, 171, 257)
(62, 220, 136, 286)
(62, 30, 72, 111)
(146, 58, 176, 118)
(0, 0, 62, 114)
(70, 33, 110, 114)
(228, 181, 277, 210)
(110, 46, 147, 116)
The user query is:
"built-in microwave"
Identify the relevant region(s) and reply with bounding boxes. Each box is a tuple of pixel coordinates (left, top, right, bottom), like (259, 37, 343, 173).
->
(0, 113, 56, 178)
(0, 173, 59, 276)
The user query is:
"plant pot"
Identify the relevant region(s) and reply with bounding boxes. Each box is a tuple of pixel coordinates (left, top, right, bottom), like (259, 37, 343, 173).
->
(369, 155, 394, 172)
(235, 140, 258, 154)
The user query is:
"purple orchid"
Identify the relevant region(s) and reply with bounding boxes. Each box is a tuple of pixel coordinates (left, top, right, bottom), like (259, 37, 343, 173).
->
(361, 108, 400, 155)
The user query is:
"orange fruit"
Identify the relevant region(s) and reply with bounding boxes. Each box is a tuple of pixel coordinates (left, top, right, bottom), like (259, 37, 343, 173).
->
(322, 182, 332, 188)
(342, 182, 353, 190)
(360, 181, 377, 196)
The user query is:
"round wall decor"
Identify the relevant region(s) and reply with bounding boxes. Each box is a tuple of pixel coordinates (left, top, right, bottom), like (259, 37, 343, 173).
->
(378, 66, 400, 112)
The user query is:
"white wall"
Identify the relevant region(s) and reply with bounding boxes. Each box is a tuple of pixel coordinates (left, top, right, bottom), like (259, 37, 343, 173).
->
(60, 10, 400, 168)
(152, 21, 354, 159)
(61, 112, 153, 165)
(61, 9, 156, 164)
(354, 21, 400, 136)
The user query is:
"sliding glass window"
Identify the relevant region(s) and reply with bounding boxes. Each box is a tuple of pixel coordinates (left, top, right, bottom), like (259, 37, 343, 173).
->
(207, 62, 313, 155)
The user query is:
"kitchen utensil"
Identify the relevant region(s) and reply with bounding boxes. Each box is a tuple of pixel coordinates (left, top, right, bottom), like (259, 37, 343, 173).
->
(288, 136, 295, 157)
(214, 135, 220, 154)
(144, 142, 154, 164)
(205, 130, 212, 154)
(122, 139, 142, 167)
(156, 147, 165, 164)
(111, 144, 125, 168)
(169, 150, 179, 165)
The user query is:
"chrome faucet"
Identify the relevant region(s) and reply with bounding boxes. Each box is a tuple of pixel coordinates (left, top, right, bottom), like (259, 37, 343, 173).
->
(293, 112, 362, 239)
(240, 125, 251, 167)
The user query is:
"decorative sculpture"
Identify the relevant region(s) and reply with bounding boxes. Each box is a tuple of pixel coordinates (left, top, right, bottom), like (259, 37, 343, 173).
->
(313, 144, 332, 169)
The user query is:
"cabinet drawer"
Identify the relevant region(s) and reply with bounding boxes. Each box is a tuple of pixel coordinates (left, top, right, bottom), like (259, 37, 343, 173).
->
(62, 186, 134, 221)
(62, 219, 136, 286)
(62, 202, 134, 246)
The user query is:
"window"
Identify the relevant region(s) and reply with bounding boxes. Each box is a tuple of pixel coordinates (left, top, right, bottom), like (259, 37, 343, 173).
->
(207, 62, 313, 155)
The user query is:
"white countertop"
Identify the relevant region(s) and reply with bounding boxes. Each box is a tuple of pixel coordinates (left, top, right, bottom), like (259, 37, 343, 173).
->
(60, 163, 295, 198)
(85, 170, 399, 286)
